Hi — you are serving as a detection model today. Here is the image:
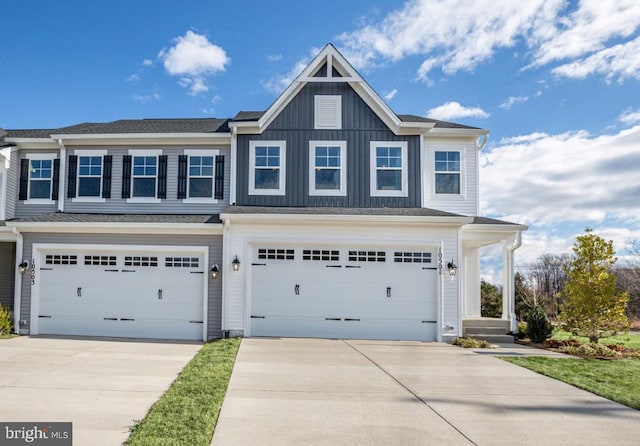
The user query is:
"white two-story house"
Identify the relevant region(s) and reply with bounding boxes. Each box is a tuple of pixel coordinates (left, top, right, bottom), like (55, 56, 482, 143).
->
(0, 44, 526, 342)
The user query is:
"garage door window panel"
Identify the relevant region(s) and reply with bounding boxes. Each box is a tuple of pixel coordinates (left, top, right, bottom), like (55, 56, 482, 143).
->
(124, 256, 158, 267)
(394, 252, 432, 263)
(348, 251, 386, 262)
(257, 248, 294, 260)
(45, 254, 78, 265)
(165, 257, 199, 268)
(302, 249, 339, 261)
(84, 255, 116, 266)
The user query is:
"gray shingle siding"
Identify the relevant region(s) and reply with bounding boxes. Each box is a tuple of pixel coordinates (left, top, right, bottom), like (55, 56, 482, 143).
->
(19, 233, 224, 340)
(235, 82, 421, 208)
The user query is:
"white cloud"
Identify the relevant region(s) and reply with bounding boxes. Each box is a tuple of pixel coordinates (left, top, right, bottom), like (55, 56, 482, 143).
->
(384, 88, 397, 101)
(158, 31, 229, 96)
(426, 101, 489, 120)
(267, 54, 282, 62)
(142, 59, 154, 67)
(334, 0, 640, 84)
(132, 92, 160, 103)
(126, 73, 140, 83)
(620, 108, 640, 125)
(261, 47, 321, 95)
(499, 95, 529, 110)
(480, 125, 640, 228)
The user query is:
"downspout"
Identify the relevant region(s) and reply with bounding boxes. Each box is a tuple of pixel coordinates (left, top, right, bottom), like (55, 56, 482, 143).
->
(56, 139, 66, 212)
(507, 230, 522, 332)
(12, 226, 23, 334)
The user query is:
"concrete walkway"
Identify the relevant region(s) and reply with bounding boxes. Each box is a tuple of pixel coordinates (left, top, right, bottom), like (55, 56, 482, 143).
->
(212, 338, 640, 446)
(0, 336, 201, 445)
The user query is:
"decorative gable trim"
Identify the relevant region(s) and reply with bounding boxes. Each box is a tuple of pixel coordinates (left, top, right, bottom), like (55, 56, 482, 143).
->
(230, 44, 435, 136)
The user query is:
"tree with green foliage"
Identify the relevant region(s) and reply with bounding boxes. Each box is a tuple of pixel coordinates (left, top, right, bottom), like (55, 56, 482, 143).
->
(481, 279, 502, 318)
(559, 229, 630, 343)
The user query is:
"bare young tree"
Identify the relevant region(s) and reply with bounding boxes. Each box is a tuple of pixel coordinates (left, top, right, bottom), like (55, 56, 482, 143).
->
(615, 240, 640, 319)
(527, 254, 571, 318)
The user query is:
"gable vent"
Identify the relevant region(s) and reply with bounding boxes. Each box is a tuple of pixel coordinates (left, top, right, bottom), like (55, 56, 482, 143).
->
(314, 95, 342, 129)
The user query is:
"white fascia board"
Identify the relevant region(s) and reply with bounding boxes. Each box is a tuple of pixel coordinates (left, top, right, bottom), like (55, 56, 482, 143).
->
(428, 128, 489, 138)
(0, 227, 18, 241)
(5, 221, 223, 235)
(221, 212, 473, 226)
(463, 223, 529, 232)
(6, 138, 60, 149)
(50, 133, 231, 146)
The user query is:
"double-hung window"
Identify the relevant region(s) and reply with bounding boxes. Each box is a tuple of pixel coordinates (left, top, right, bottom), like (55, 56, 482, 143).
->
(249, 141, 286, 195)
(77, 155, 103, 197)
(124, 149, 165, 202)
(309, 141, 346, 196)
(434, 151, 461, 194)
(189, 155, 214, 198)
(370, 141, 408, 197)
(19, 154, 59, 203)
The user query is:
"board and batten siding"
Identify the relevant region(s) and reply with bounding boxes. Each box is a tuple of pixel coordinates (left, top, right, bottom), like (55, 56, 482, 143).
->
(64, 146, 231, 214)
(235, 82, 421, 208)
(422, 139, 479, 216)
(223, 222, 462, 337)
(18, 233, 223, 340)
(0, 242, 15, 311)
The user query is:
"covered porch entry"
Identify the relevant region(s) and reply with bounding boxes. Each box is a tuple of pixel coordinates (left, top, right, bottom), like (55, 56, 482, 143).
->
(461, 218, 527, 341)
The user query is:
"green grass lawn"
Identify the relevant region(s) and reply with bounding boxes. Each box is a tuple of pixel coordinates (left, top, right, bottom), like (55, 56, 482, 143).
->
(0, 334, 19, 339)
(503, 357, 640, 410)
(126, 337, 241, 446)
(552, 330, 640, 350)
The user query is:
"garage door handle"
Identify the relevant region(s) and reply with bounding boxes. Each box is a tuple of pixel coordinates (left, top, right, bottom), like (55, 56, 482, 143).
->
(251, 315, 266, 319)
(39, 315, 51, 318)
(189, 320, 203, 324)
(422, 267, 438, 270)
(103, 317, 117, 321)
(326, 265, 342, 268)
(120, 318, 135, 321)
(422, 320, 437, 324)
(77, 287, 82, 297)
(345, 318, 360, 322)
(345, 265, 361, 269)
(325, 317, 341, 321)
(386, 286, 391, 298)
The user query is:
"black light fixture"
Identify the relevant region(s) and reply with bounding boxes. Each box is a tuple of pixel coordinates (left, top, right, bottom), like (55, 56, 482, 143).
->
(210, 264, 220, 279)
(18, 260, 29, 274)
(232, 255, 241, 271)
(447, 259, 457, 277)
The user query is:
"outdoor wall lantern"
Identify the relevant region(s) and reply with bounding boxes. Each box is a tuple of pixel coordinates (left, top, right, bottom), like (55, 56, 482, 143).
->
(18, 260, 29, 274)
(210, 264, 220, 279)
(447, 259, 458, 277)
(232, 255, 241, 271)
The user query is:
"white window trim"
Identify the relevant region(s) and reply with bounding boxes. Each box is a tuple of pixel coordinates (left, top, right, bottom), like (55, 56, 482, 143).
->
(249, 141, 286, 196)
(314, 95, 342, 130)
(369, 141, 408, 197)
(308, 141, 347, 196)
(25, 153, 57, 204)
(127, 149, 162, 203)
(431, 147, 466, 200)
(72, 149, 107, 203)
(183, 149, 220, 203)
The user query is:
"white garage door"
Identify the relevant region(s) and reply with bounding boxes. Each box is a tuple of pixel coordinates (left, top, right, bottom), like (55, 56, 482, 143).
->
(36, 248, 205, 340)
(250, 246, 438, 341)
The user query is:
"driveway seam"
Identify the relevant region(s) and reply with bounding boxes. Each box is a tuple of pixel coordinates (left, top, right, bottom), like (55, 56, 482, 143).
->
(343, 340, 477, 446)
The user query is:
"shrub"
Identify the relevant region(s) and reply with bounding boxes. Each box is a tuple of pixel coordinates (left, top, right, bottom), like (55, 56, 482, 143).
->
(562, 343, 621, 359)
(452, 337, 493, 348)
(516, 322, 528, 340)
(0, 305, 13, 335)
(526, 306, 553, 343)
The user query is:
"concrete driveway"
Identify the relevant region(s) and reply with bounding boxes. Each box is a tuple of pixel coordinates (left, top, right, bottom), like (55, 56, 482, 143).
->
(0, 336, 201, 445)
(212, 338, 640, 446)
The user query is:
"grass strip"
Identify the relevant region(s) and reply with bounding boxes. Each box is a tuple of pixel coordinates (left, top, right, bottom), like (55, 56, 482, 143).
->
(502, 356, 640, 410)
(552, 330, 640, 350)
(126, 337, 241, 446)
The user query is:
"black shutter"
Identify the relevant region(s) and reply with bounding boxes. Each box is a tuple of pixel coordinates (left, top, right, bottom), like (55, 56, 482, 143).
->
(67, 155, 78, 198)
(102, 155, 112, 198)
(177, 155, 188, 199)
(19, 159, 29, 200)
(214, 155, 225, 199)
(51, 159, 60, 200)
(157, 155, 168, 199)
(122, 155, 132, 198)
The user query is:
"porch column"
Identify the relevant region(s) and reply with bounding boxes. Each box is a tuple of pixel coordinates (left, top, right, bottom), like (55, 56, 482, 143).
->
(501, 238, 517, 331)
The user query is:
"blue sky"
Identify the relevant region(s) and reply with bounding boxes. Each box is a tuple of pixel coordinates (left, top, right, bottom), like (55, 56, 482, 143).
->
(2, 0, 640, 280)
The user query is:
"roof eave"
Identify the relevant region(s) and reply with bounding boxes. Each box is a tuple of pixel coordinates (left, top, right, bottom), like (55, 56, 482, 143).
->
(428, 128, 489, 137)
(5, 220, 223, 234)
(221, 212, 473, 226)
